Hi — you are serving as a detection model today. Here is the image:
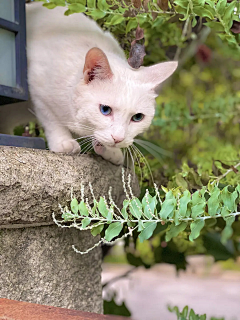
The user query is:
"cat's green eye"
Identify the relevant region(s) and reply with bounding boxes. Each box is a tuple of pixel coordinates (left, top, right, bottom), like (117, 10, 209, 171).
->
(132, 113, 144, 122)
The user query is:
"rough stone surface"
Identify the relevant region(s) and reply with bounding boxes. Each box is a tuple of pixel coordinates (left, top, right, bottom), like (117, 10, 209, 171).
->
(0, 146, 139, 226)
(0, 146, 139, 312)
(0, 226, 103, 313)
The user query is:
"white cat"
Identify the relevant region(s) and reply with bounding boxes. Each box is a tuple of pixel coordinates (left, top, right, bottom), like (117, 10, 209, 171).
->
(26, 2, 177, 165)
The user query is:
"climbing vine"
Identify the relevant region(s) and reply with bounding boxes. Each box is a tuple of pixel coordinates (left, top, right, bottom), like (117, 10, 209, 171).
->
(53, 168, 240, 253)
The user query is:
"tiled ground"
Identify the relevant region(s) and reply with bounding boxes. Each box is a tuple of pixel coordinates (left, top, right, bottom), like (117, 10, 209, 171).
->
(102, 257, 240, 320)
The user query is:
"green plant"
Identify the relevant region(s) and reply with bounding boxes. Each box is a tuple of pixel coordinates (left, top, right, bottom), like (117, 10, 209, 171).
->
(168, 305, 225, 320)
(36, 0, 240, 53)
(53, 168, 240, 254)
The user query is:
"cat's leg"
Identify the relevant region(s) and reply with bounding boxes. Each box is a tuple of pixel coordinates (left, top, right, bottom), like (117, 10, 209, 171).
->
(94, 144, 124, 165)
(47, 127, 81, 154)
(34, 102, 80, 153)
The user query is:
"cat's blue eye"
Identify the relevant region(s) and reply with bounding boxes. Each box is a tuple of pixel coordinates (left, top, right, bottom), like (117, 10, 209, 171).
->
(132, 113, 144, 122)
(100, 104, 112, 115)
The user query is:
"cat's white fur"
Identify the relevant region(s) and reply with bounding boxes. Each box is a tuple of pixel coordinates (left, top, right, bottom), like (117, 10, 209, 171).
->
(26, 2, 177, 165)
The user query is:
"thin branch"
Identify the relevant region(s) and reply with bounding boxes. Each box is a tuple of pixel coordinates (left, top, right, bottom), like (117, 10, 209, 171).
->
(211, 162, 240, 185)
(102, 267, 137, 289)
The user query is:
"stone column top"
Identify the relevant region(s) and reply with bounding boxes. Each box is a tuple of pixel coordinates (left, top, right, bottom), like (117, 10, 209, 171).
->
(0, 146, 138, 228)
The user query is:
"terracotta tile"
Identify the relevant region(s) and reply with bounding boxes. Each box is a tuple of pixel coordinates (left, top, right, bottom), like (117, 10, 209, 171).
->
(0, 299, 131, 320)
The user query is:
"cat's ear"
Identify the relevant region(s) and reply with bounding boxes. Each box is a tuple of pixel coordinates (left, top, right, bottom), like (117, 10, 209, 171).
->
(83, 47, 113, 83)
(139, 61, 178, 89)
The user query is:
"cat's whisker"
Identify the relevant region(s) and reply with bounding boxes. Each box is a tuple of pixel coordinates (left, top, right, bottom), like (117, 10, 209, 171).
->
(79, 139, 94, 149)
(127, 147, 136, 180)
(75, 135, 94, 142)
(126, 147, 129, 173)
(46, 121, 94, 131)
(132, 144, 154, 184)
(134, 138, 172, 160)
(80, 140, 94, 154)
(130, 145, 143, 182)
(56, 121, 95, 130)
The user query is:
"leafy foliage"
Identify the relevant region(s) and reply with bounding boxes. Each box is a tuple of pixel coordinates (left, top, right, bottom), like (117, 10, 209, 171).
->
(53, 169, 240, 254)
(36, 0, 240, 53)
(168, 305, 225, 320)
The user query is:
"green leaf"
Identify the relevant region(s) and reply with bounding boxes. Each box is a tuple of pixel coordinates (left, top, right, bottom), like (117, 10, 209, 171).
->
(221, 186, 238, 212)
(104, 298, 131, 317)
(174, 0, 189, 9)
(64, 9, 73, 16)
(89, 9, 106, 19)
(81, 217, 91, 229)
(204, 21, 225, 32)
(142, 195, 157, 219)
(203, 232, 235, 261)
(138, 219, 145, 232)
(216, 0, 227, 15)
(165, 222, 188, 242)
(168, 305, 180, 316)
(189, 219, 205, 241)
(207, 186, 221, 216)
(192, 16, 197, 28)
(97, 0, 109, 11)
(121, 199, 129, 219)
(107, 210, 113, 223)
(189, 309, 196, 320)
(126, 252, 150, 268)
(221, 215, 235, 244)
(53, 0, 65, 6)
(191, 190, 202, 206)
(105, 222, 123, 241)
(182, 306, 189, 317)
(43, 3, 57, 9)
(87, 0, 96, 8)
(98, 197, 109, 218)
(126, 19, 138, 34)
(223, 1, 236, 25)
(175, 173, 188, 190)
(139, 222, 157, 242)
(191, 201, 206, 219)
(92, 199, 98, 216)
(205, 0, 215, 8)
(67, 0, 85, 3)
(62, 209, 75, 221)
(159, 191, 177, 220)
(221, 206, 231, 218)
(71, 198, 79, 215)
(91, 223, 104, 236)
(129, 198, 143, 219)
(68, 3, 86, 13)
(78, 200, 89, 216)
(179, 190, 191, 218)
(106, 15, 125, 26)
(194, 7, 213, 19)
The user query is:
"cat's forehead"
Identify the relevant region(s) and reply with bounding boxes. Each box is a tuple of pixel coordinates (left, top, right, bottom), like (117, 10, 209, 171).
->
(90, 76, 156, 111)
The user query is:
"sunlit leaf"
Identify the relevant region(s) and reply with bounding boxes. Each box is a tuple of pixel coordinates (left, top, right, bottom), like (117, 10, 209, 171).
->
(105, 222, 123, 241)
(189, 219, 205, 241)
(139, 221, 157, 242)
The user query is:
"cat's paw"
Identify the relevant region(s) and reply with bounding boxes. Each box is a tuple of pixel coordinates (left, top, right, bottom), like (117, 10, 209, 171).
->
(94, 144, 124, 166)
(51, 139, 81, 154)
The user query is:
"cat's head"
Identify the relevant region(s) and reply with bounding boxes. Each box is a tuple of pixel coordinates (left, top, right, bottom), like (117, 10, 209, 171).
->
(73, 47, 177, 149)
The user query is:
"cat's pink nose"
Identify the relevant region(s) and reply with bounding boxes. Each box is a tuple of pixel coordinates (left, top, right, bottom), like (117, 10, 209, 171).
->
(112, 135, 124, 144)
